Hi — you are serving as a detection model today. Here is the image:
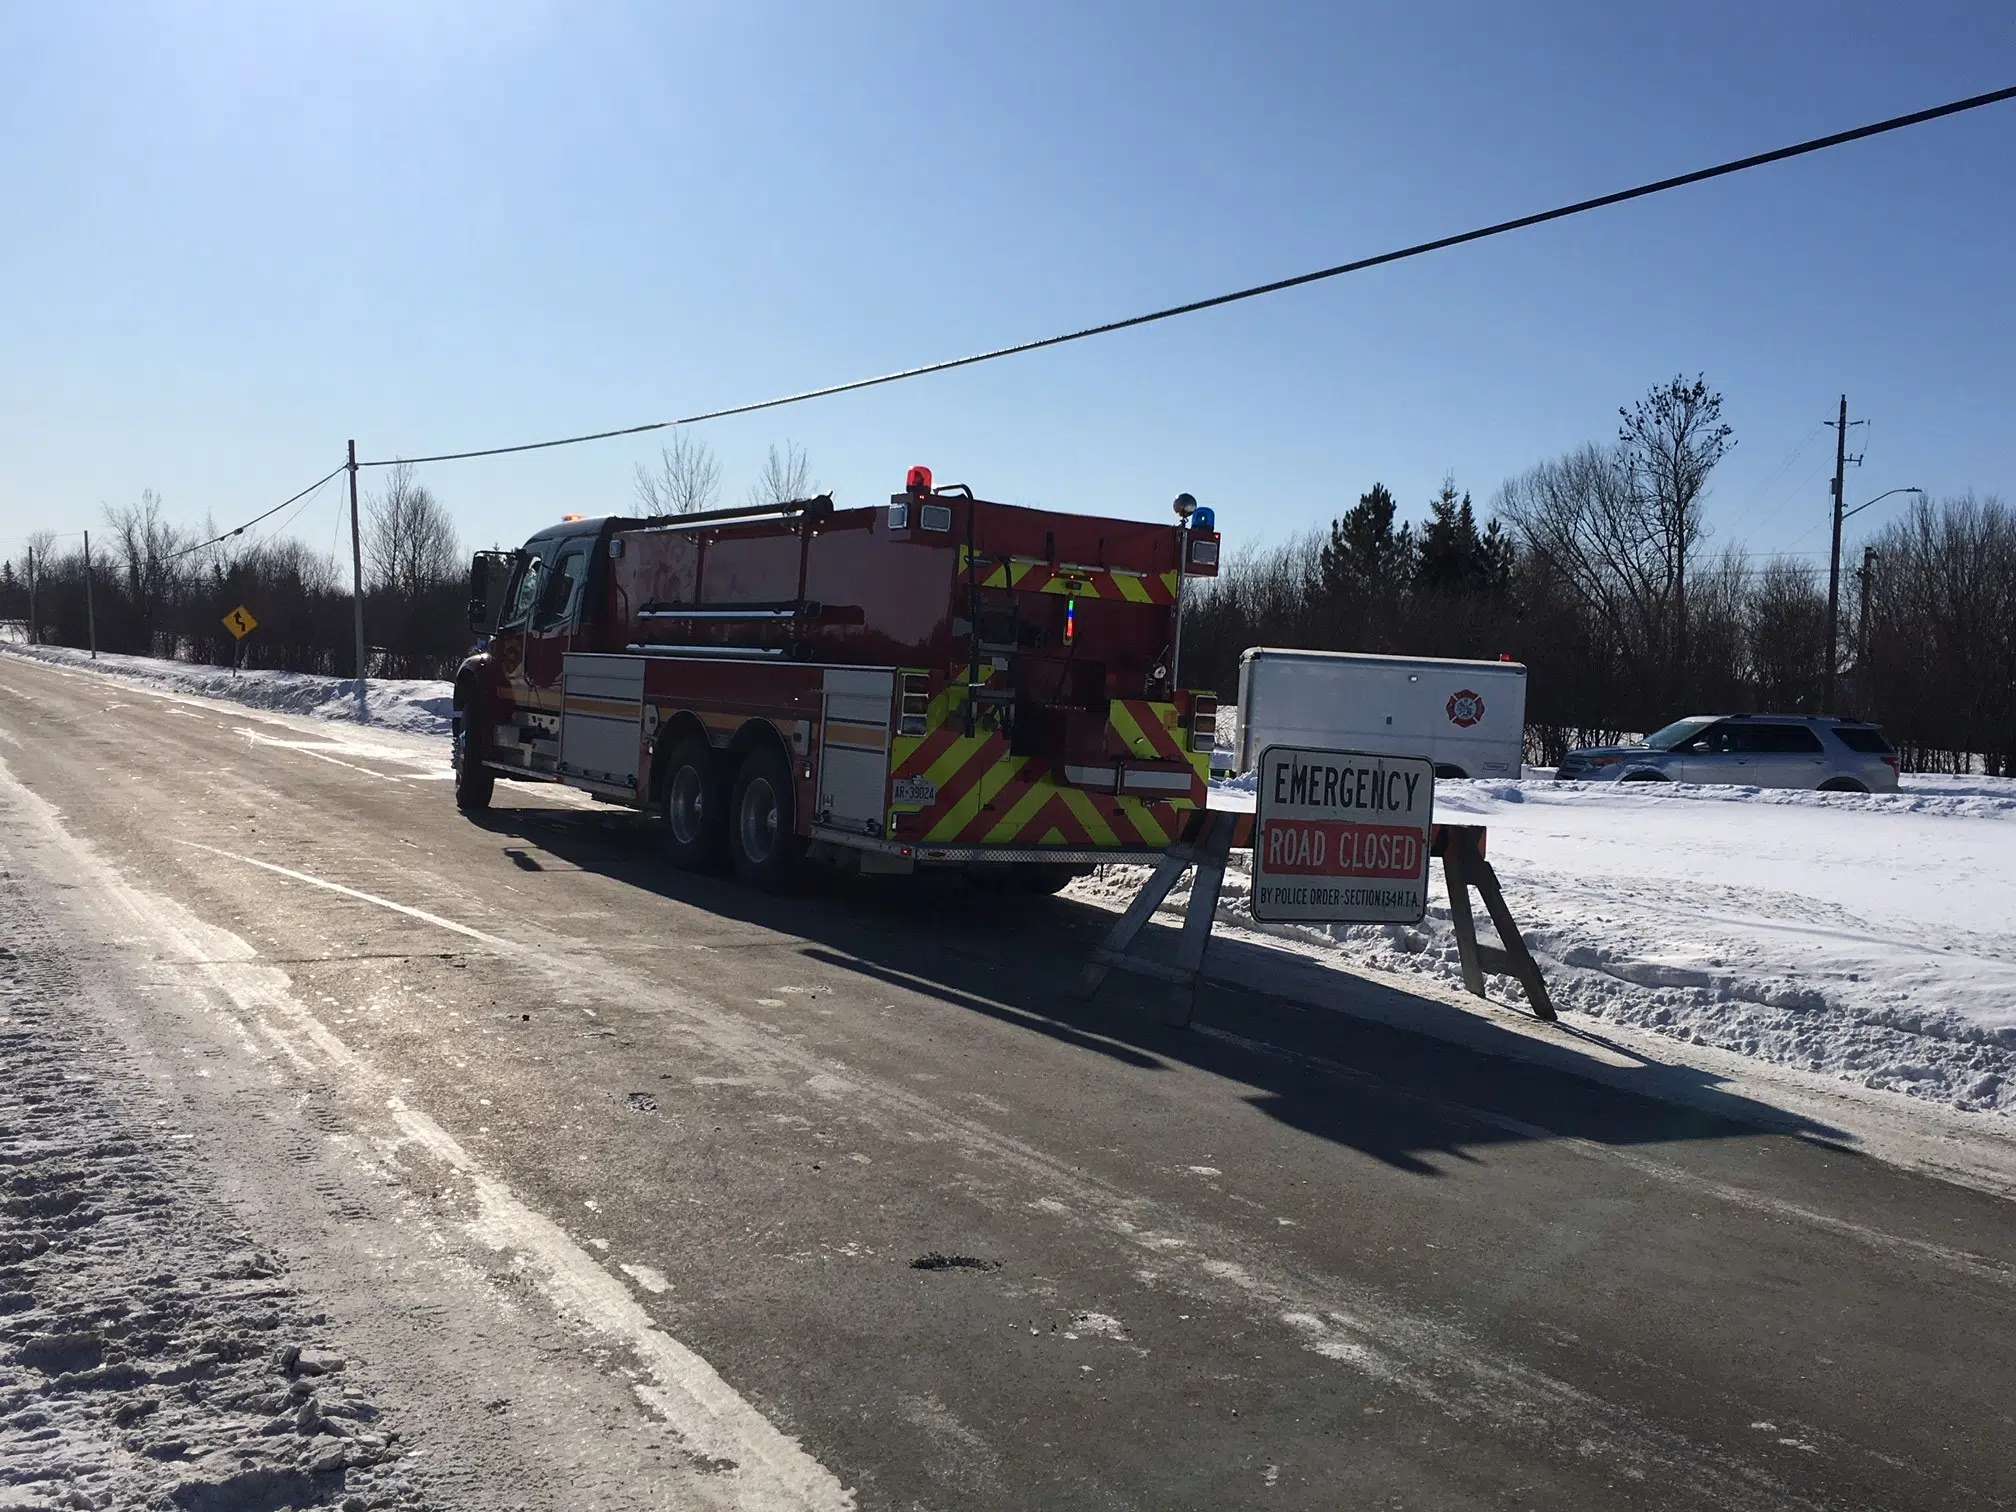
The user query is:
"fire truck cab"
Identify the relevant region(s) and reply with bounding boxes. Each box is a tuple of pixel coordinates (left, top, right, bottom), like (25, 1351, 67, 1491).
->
(453, 470, 1221, 891)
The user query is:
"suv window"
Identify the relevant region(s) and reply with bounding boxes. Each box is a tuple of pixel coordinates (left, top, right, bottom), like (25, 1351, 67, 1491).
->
(1696, 722, 1750, 754)
(1833, 725, 1895, 754)
(1748, 723, 1824, 753)
(1698, 722, 1823, 755)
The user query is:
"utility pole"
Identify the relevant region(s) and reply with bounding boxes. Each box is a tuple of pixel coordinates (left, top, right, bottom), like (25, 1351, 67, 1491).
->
(348, 439, 369, 722)
(1822, 395, 1865, 714)
(83, 530, 97, 659)
(24, 546, 35, 646)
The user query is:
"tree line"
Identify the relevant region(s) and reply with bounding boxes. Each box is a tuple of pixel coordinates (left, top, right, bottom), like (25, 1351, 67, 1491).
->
(0, 439, 823, 683)
(5, 407, 2012, 775)
(1182, 377, 2014, 774)
(0, 466, 469, 680)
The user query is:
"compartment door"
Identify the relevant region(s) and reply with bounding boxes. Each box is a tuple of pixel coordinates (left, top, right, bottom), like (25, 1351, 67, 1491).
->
(818, 669, 895, 836)
(559, 653, 646, 789)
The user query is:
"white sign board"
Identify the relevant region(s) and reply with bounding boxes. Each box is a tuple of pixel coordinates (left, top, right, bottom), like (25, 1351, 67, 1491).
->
(1251, 745, 1434, 924)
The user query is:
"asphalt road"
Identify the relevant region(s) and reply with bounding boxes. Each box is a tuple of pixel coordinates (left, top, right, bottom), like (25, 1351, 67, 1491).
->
(1, 649, 2012, 1511)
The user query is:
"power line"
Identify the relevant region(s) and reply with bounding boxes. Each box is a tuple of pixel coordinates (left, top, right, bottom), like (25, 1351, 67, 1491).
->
(358, 82, 2016, 472)
(160, 462, 348, 562)
(1718, 422, 1826, 537)
(232, 470, 341, 561)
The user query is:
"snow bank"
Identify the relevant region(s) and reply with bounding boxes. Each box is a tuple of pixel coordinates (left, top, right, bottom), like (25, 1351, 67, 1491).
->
(1078, 771, 2016, 1116)
(0, 642, 453, 737)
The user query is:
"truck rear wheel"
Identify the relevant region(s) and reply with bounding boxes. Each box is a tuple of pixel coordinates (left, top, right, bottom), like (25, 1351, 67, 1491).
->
(728, 745, 803, 891)
(453, 694, 494, 813)
(660, 736, 728, 870)
(973, 863, 1084, 896)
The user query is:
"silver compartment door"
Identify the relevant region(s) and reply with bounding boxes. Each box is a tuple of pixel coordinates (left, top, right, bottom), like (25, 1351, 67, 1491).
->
(818, 669, 895, 836)
(559, 654, 646, 787)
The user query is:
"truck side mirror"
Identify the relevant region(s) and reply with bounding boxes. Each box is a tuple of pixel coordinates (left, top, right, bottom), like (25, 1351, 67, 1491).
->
(467, 551, 513, 635)
(467, 555, 492, 634)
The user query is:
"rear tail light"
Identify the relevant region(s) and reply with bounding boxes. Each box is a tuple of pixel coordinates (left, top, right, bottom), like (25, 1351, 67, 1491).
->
(1190, 696, 1218, 753)
(899, 673, 931, 735)
(1882, 755, 1900, 772)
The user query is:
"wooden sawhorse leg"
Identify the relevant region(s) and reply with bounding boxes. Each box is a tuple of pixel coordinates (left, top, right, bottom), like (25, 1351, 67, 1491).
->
(1438, 826, 1556, 1022)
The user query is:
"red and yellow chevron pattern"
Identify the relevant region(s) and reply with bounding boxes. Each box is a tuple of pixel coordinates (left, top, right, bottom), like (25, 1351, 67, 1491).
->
(888, 693, 1210, 849)
(960, 548, 1179, 605)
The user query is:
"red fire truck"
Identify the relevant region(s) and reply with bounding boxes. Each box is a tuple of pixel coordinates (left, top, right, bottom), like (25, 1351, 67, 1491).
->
(453, 467, 1222, 890)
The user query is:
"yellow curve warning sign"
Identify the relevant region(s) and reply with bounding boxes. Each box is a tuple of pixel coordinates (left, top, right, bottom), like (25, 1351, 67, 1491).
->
(222, 605, 258, 640)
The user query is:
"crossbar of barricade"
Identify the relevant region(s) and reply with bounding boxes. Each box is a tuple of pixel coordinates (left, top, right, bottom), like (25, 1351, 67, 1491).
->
(1079, 810, 1555, 1028)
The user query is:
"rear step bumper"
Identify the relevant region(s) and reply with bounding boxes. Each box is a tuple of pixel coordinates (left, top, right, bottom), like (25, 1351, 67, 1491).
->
(809, 824, 1164, 867)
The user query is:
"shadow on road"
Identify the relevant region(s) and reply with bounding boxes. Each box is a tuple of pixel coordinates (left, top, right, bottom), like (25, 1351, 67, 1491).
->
(470, 799, 1848, 1176)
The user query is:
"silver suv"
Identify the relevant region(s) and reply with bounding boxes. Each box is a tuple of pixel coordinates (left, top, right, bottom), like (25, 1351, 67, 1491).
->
(1557, 715, 1901, 792)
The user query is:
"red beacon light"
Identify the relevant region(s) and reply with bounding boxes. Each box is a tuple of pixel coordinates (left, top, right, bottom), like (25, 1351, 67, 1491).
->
(905, 465, 933, 498)
(561, 513, 586, 522)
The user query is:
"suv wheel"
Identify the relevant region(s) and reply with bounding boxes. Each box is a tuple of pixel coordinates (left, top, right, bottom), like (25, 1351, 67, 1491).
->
(1818, 777, 1867, 794)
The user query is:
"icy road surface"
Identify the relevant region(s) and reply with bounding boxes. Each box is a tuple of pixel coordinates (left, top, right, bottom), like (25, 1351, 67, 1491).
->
(3, 647, 2016, 1508)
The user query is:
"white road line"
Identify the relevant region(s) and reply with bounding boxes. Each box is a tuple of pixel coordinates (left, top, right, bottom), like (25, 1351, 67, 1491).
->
(232, 728, 410, 783)
(4, 764, 855, 1512)
(174, 842, 517, 950)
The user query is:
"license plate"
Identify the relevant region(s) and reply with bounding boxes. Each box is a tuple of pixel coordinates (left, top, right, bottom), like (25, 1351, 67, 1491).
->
(891, 776, 937, 806)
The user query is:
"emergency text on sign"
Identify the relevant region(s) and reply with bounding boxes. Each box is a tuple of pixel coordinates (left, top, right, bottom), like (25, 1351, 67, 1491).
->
(1272, 757, 1422, 814)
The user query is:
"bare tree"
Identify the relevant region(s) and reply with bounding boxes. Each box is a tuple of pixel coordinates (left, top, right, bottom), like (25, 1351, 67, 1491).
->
(365, 463, 461, 599)
(1743, 558, 1829, 712)
(746, 441, 815, 507)
(1497, 444, 1667, 660)
(103, 490, 185, 646)
(1617, 375, 1734, 689)
(634, 430, 722, 516)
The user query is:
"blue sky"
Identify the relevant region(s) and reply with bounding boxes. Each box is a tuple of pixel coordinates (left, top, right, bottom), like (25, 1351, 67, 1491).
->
(2, 2, 2011, 575)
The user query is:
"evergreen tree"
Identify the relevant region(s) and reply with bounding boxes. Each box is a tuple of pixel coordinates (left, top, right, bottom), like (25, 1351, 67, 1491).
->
(1319, 483, 1414, 598)
(1415, 476, 1513, 595)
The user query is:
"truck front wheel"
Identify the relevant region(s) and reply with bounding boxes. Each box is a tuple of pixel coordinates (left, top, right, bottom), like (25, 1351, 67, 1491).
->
(728, 745, 804, 891)
(660, 736, 728, 870)
(453, 694, 494, 813)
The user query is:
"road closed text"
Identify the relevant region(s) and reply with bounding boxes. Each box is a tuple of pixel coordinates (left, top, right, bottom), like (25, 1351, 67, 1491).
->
(1259, 819, 1422, 879)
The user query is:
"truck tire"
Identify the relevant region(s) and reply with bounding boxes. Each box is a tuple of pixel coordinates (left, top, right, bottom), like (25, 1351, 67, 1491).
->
(1008, 863, 1085, 895)
(660, 735, 728, 870)
(973, 863, 1084, 896)
(728, 745, 804, 890)
(453, 695, 494, 813)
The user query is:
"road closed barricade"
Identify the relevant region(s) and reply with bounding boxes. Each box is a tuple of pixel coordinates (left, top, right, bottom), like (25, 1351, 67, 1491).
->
(1081, 744, 1553, 1024)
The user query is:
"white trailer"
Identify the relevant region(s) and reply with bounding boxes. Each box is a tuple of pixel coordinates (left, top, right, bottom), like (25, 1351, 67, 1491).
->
(1234, 648, 1528, 779)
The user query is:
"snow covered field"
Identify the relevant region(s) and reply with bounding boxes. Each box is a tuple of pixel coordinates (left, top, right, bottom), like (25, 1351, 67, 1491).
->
(0, 642, 453, 735)
(1086, 769, 2016, 1117)
(8, 644, 2011, 1118)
